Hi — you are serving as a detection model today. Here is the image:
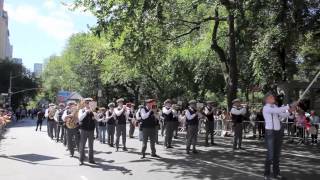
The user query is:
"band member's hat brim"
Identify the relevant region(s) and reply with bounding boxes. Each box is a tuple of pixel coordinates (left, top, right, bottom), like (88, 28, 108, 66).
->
(145, 99, 156, 103)
(232, 99, 241, 104)
(84, 98, 93, 101)
(116, 98, 124, 103)
(188, 100, 197, 104)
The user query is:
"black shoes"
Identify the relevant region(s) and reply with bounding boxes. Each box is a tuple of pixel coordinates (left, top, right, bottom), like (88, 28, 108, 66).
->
(123, 147, 128, 151)
(79, 161, 84, 166)
(151, 154, 160, 158)
(89, 160, 96, 164)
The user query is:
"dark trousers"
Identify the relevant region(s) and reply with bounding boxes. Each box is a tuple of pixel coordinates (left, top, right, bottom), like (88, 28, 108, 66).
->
(164, 121, 176, 147)
(67, 128, 80, 156)
(79, 129, 94, 162)
(56, 123, 65, 142)
(311, 125, 318, 143)
(98, 126, 107, 143)
(186, 125, 198, 151)
(47, 120, 56, 139)
(36, 120, 43, 131)
(116, 124, 126, 148)
(107, 124, 115, 145)
(129, 121, 135, 138)
(205, 120, 214, 145)
(264, 129, 283, 177)
(258, 121, 265, 138)
(141, 127, 156, 155)
(63, 126, 68, 146)
(233, 123, 243, 149)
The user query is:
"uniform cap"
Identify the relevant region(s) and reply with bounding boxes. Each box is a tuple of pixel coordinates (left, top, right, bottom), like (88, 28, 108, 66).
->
(108, 103, 115, 107)
(67, 101, 76, 105)
(188, 100, 197, 104)
(116, 98, 124, 103)
(164, 99, 172, 104)
(145, 99, 156, 103)
(84, 98, 93, 101)
(232, 98, 241, 104)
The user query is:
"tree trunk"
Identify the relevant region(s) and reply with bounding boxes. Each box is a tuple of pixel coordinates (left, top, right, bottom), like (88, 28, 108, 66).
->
(227, 12, 238, 110)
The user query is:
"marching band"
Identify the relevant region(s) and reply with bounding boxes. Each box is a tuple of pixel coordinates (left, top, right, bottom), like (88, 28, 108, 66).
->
(38, 94, 319, 180)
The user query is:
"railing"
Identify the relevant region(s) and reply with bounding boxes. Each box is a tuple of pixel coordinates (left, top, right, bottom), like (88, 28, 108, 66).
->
(177, 117, 319, 144)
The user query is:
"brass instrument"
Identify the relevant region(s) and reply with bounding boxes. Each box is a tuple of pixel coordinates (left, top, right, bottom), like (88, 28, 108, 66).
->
(66, 106, 79, 129)
(48, 107, 57, 119)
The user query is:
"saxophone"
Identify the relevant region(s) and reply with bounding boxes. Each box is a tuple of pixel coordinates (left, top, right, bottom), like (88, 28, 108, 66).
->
(65, 107, 79, 129)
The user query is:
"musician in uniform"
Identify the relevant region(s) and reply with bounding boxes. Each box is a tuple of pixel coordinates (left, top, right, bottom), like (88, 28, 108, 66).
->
(162, 99, 177, 148)
(128, 103, 136, 138)
(185, 100, 200, 154)
(45, 103, 56, 140)
(62, 101, 79, 157)
(136, 105, 144, 141)
(140, 99, 159, 158)
(78, 98, 96, 165)
(35, 109, 45, 131)
(262, 93, 295, 180)
(114, 98, 129, 151)
(54, 103, 66, 143)
(97, 107, 107, 144)
(106, 103, 116, 147)
(203, 101, 216, 146)
(230, 99, 246, 151)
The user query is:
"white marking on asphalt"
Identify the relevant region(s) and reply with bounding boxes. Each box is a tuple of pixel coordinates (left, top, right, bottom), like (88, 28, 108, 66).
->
(80, 175, 88, 180)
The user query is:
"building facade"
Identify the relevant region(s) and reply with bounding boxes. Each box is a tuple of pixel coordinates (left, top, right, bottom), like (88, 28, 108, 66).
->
(0, 0, 12, 60)
(34, 63, 43, 78)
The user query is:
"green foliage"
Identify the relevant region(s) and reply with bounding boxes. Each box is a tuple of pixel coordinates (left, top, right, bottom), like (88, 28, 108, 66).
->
(0, 60, 38, 109)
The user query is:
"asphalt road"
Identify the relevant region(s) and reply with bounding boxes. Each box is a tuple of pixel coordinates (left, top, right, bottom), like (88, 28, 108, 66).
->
(0, 119, 319, 180)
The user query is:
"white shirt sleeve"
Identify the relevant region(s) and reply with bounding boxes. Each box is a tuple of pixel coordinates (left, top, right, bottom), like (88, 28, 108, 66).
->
(62, 110, 68, 122)
(78, 109, 87, 122)
(230, 107, 246, 115)
(185, 109, 196, 120)
(140, 108, 151, 120)
(264, 105, 289, 114)
(135, 110, 141, 120)
(44, 109, 49, 118)
(54, 110, 59, 122)
(114, 107, 124, 116)
(162, 107, 172, 115)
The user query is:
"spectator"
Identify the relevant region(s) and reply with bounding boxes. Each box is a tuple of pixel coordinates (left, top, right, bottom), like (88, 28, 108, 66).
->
(295, 109, 306, 144)
(309, 110, 319, 144)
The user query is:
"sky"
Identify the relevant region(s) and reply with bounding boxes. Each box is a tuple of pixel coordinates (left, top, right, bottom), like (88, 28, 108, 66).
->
(4, 0, 97, 71)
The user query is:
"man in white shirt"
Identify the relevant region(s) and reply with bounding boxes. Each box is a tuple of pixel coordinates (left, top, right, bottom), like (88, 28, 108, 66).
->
(203, 101, 216, 146)
(114, 98, 129, 151)
(262, 93, 296, 180)
(162, 99, 177, 148)
(136, 105, 144, 142)
(78, 98, 96, 165)
(62, 101, 79, 157)
(54, 103, 65, 143)
(105, 103, 116, 147)
(185, 100, 200, 154)
(230, 99, 246, 150)
(45, 103, 56, 140)
(140, 99, 159, 158)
